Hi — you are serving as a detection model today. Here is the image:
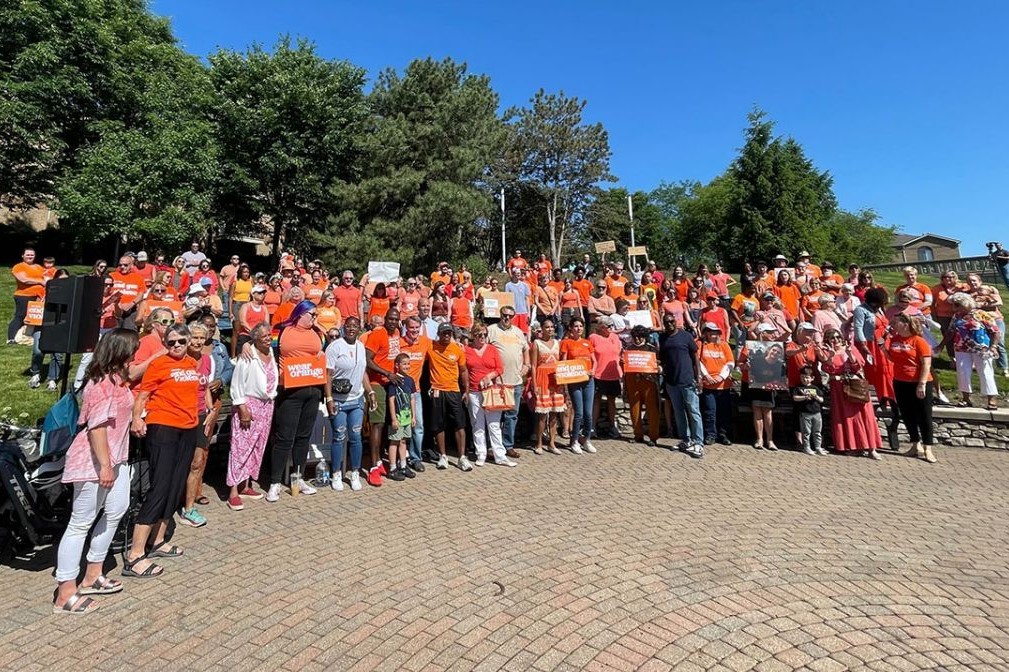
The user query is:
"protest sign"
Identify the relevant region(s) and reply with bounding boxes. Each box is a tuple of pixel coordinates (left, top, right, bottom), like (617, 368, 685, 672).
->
(281, 353, 327, 389)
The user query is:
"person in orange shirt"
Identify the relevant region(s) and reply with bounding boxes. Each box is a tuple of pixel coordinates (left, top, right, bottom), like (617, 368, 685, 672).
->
(773, 270, 801, 320)
(559, 278, 583, 334)
(9, 248, 46, 342)
(448, 284, 473, 330)
(263, 275, 284, 318)
(133, 251, 157, 288)
(400, 316, 431, 471)
(796, 251, 821, 278)
(237, 284, 272, 350)
(800, 277, 827, 320)
(698, 322, 734, 445)
(931, 271, 969, 358)
(506, 250, 528, 274)
(669, 266, 691, 301)
(887, 312, 936, 463)
(271, 286, 305, 328)
(819, 261, 844, 294)
(314, 290, 343, 339)
(428, 323, 470, 470)
(534, 253, 553, 279)
(571, 267, 593, 320)
(304, 269, 328, 304)
(548, 268, 565, 297)
(110, 254, 147, 330)
(333, 271, 364, 324)
(364, 309, 403, 485)
(605, 267, 628, 301)
(533, 273, 560, 330)
(398, 278, 424, 318)
(638, 272, 660, 310)
(366, 283, 392, 325)
(895, 266, 934, 314)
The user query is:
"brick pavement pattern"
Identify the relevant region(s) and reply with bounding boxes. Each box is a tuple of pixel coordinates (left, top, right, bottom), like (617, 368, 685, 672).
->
(3, 441, 1009, 671)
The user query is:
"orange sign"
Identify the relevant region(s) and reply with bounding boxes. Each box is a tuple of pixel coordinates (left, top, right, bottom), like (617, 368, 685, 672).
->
(146, 300, 184, 320)
(281, 353, 327, 388)
(623, 350, 658, 374)
(554, 358, 590, 385)
(24, 301, 44, 326)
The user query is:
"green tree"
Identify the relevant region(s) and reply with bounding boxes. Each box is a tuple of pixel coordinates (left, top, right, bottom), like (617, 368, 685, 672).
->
(821, 208, 896, 267)
(502, 90, 615, 265)
(314, 57, 506, 274)
(583, 187, 674, 266)
(210, 36, 367, 257)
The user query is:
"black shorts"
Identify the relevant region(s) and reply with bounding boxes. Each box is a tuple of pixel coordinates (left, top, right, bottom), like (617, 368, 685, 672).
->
(595, 378, 621, 398)
(429, 390, 466, 433)
(195, 412, 210, 449)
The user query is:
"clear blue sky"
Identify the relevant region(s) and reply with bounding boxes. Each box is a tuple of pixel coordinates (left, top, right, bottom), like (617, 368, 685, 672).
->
(153, 0, 1007, 256)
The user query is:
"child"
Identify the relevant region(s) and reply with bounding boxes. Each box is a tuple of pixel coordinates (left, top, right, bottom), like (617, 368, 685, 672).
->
(792, 365, 827, 456)
(386, 353, 417, 481)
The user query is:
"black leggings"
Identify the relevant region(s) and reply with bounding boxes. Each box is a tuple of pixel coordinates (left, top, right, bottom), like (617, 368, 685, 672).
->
(7, 295, 30, 340)
(271, 386, 322, 483)
(136, 424, 198, 525)
(893, 380, 934, 445)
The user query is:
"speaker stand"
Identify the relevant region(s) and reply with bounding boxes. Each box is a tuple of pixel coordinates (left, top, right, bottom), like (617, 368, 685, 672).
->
(59, 353, 72, 397)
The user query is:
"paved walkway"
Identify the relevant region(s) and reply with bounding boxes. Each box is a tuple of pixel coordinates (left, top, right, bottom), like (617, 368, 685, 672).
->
(3, 441, 1009, 671)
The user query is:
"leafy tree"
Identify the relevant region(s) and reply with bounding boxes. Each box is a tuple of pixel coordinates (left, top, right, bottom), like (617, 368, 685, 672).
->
(314, 57, 506, 274)
(210, 36, 367, 257)
(583, 187, 674, 266)
(821, 208, 896, 267)
(502, 90, 615, 265)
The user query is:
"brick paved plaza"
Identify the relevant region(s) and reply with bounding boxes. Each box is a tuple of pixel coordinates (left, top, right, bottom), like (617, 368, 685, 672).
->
(3, 440, 1009, 671)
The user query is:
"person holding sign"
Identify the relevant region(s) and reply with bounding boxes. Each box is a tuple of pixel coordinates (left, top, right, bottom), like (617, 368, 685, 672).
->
(9, 248, 46, 343)
(624, 325, 661, 447)
(267, 300, 331, 502)
(530, 317, 567, 455)
(560, 317, 597, 454)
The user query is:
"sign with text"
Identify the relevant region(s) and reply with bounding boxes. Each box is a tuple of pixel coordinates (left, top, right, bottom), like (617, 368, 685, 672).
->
(622, 350, 659, 374)
(367, 261, 401, 284)
(626, 310, 655, 329)
(627, 245, 648, 257)
(281, 353, 327, 389)
(594, 240, 616, 254)
(481, 291, 515, 318)
(553, 358, 591, 385)
(24, 301, 44, 326)
(145, 300, 184, 320)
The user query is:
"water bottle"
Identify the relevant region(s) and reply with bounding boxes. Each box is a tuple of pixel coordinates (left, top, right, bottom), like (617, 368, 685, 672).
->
(316, 458, 330, 486)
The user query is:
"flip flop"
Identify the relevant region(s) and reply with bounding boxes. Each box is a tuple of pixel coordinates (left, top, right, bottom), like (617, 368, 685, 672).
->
(78, 575, 123, 595)
(148, 542, 184, 558)
(195, 496, 211, 506)
(53, 593, 98, 615)
(121, 556, 164, 579)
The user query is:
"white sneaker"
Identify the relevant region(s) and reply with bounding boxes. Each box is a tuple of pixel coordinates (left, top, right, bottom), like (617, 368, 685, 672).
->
(28, 374, 40, 389)
(583, 441, 597, 454)
(474, 456, 486, 466)
(570, 442, 583, 454)
(458, 456, 473, 472)
(349, 471, 362, 491)
(46, 380, 57, 392)
(297, 479, 317, 495)
(436, 455, 449, 470)
(498, 459, 518, 468)
(331, 474, 344, 491)
(266, 483, 281, 502)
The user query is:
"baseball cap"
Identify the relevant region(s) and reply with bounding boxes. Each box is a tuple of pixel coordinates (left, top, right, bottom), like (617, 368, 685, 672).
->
(437, 323, 454, 334)
(187, 284, 207, 296)
(756, 323, 777, 333)
(136, 251, 148, 261)
(252, 284, 268, 293)
(199, 277, 213, 286)
(702, 322, 722, 332)
(761, 292, 776, 300)
(797, 322, 817, 331)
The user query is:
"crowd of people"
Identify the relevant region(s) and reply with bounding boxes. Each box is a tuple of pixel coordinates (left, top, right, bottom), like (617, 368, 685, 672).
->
(7, 243, 1007, 614)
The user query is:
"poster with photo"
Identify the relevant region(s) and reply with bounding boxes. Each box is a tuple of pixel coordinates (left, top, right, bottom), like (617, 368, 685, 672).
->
(745, 340, 788, 390)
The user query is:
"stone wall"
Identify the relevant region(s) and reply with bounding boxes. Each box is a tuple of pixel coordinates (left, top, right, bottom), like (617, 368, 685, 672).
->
(877, 407, 1009, 451)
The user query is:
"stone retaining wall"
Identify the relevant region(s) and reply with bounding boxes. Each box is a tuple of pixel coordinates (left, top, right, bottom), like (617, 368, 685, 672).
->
(877, 407, 1009, 451)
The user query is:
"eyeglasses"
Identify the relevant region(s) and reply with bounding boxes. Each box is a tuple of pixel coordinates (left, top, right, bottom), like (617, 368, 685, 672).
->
(500, 313, 514, 319)
(152, 288, 165, 294)
(307, 312, 318, 318)
(166, 338, 188, 347)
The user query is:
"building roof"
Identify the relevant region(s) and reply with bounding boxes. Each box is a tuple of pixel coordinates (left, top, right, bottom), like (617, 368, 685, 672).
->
(891, 232, 961, 248)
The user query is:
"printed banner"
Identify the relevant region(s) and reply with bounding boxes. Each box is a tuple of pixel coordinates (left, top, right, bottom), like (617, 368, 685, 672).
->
(145, 300, 184, 320)
(281, 353, 327, 389)
(626, 310, 654, 329)
(594, 240, 616, 254)
(623, 350, 658, 374)
(627, 245, 648, 256)
(24, 301, 44, 326)
(554, 358, 590, 385)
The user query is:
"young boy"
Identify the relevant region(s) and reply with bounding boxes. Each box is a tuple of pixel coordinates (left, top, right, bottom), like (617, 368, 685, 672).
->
(791, 365, 827, 456)
(386, 353, 418, 480)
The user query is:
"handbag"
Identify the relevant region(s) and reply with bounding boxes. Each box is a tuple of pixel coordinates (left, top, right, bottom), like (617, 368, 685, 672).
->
(331, 378, 353, 395)
(841, 375, 871, 404)
(482, 384, 515, 411)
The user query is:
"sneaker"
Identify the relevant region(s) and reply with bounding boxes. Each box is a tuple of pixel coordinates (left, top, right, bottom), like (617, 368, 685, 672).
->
(266, 483, 281, 502)
(474, 456, 486, 466)
(436, 455, 449, 470)
(497, 458, 518, 468)
(331, 475, 344, 491)
(718, 435, 732, 446)
(582, 441, 596, 454)
(703, 437, 714, 446)
(28, 374, 40, 389)
(644, 438, 656, 447)
(239, 486, 263, 500)
(409, 459, 426, 473)
(401, 465, 416, 479)
(753, 442, 764, 450)
(46, 379, 57, 392)
(458, 456, 473, 472)
(297, 480, 317, 495)
(387, 468, 406, 482)
(802, 446, 815, 456)
(349, 471, 362, 491)
(687, 444, 704, 459)
(570, 442, 583, 455)
(5, 339, 15, 345)
(366, 467, 383, 487)
(227, 496, 244, 511)
(179, 507, 207, 527)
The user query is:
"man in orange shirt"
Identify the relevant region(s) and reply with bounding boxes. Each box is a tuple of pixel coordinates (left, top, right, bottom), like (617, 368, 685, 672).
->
(134, 251, 157, 288)
(429, 323, 470, 471)
(819, 261, 844, 294)
(506, 250, 528, 274)
(9, 248, 46, 343)
(365, 308, 403, 486)
(304, 269, 328, 304)
(605, 265, 628, 300)
(430, 261, 452, 288)
(548, 268, 565, 297)
(571, 267, 593, 322)
(400, 316, 431, 471)
(110, 254, 147, 330)
(796, 251, 821, 278)
(333, 270, 364, 324)
(533, 273, 560, 331)
(534, 253, 553, 279)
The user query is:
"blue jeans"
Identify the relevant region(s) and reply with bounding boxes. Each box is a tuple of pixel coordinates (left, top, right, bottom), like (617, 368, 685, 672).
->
(997, 261, 1009, 291)
(330, 395, 365, 473)
(700, 388, 731, 441)
(568, 378, 595, 441)
(408, 391, 425, 462)
(500, 383, 524, 450)
(997, 318, 1008, 371)
(31, 329, 64, 381)
(666, 383, 703, 445)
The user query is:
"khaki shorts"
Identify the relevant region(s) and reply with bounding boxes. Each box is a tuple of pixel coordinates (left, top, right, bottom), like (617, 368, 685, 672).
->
(368, 386, 387, 425)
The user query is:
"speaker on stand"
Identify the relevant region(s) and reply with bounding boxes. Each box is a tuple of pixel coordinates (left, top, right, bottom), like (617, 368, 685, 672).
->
(38, 276, 103, 396)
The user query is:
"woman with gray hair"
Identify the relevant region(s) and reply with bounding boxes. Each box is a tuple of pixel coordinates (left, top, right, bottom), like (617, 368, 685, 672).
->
(939, 292, 1001, 409)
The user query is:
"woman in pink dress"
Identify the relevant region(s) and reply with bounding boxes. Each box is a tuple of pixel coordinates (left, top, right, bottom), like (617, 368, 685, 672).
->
(818, 328, 883, 459)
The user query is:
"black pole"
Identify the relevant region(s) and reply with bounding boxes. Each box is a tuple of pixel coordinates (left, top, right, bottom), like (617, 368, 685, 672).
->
(59, 353, 72, 396)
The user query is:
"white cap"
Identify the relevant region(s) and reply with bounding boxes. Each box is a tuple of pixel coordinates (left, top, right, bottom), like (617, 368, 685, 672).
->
(187, 284, 207, 296)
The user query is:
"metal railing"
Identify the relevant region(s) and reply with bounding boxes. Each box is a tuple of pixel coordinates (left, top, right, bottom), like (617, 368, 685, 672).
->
(864, 255, 999, 280)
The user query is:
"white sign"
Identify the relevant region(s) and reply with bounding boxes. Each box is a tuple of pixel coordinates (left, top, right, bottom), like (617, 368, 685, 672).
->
(367, 261, 401, 284)
(626, 310, 654, 329)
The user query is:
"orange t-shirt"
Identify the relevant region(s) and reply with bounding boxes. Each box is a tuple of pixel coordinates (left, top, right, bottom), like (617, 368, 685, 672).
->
(802, 291, 825, 315)
(264, 289, 282, 316)
(135, 263, 157, 288)
(699, 341, 734, 390)
(333, 285, 363, 320)
(366, 327, 401, 385)
(896, 282, 933, 314)
(774, 284, 801, 319)
(559, 337, 594, 361)
(450, 297, 473, 328)
(305, 281, 328, 304)
(672, 279, 690, 302)
(606, 276, 628, 300)
(398, 290, 423, 318)
(272, 301, 296, 327)
(572, 279, 593, 305)
(429, 340, 466, 392)
(277, 325, 324, 388)
(12, 262, 45, 298)
(560, 290, 581, 309)
(138, 354, 200, 428)
(239, 303, 270, 335)
(110, 270, 146, 308)
(315, 306, 342, 333)
(400, 336, 431, 387)
(367, 296, 391, 324)
(887, 334, 933, 383)
(548, 280, 565, 296)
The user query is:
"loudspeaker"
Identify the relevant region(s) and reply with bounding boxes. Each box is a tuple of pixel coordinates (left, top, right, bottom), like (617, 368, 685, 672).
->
(39, 276, 103, 354)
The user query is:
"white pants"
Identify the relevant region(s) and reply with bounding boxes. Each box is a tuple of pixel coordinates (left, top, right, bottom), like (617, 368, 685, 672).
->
(55, 464, 131, 582)
(467, 391, 507, 462)
(955, 351, 998, 396)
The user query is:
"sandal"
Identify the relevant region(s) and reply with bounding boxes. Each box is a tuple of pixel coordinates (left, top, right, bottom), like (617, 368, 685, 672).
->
(148, 542, 184, 558)
(987, 401, 999, 411)
(195, 496, 211, 506)
(533, 447, 543, 455)
(78, 575, 123, 595)
(53, 592, 98, 615)
(122, 556, 164, 579)
(956, 400, 972, 408)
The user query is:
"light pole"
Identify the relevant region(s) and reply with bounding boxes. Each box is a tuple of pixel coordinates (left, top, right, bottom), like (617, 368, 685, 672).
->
(628, 195, 635, 248)
(498, 187, 506, 270)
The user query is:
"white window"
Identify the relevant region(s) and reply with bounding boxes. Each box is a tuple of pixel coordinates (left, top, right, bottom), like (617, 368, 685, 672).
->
(917, 246, 934, 262)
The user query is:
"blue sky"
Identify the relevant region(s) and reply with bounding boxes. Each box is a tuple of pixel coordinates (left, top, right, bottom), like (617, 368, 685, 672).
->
(153, 0, 1007, 256)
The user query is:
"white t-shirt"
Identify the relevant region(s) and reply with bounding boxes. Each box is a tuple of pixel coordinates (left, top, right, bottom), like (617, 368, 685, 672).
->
(325, 338, 366, 402)
(488, 323, 528, 386)
(181, 250, 207, 276)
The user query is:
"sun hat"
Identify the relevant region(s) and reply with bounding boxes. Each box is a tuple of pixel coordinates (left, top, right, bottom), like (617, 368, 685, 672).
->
(702, 322, 722, 332)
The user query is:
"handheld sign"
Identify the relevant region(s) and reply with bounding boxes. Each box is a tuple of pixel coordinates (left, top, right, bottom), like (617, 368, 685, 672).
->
(554, 358, 591, 385)
(626, 310, 654, 329)
(628, 245, 648, 257)
(623, 350, 658, 374)
(481, 291, 515, 318)
(24, 301, 44, 326)
(745, 340, 788, 390)
(281, 353, 327, 389)
(145, 300, 184, 321)
(367, 261, 401, 284)
(594, 240, 617, 254)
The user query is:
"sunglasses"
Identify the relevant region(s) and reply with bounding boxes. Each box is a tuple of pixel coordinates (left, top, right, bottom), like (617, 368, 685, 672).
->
(307, 312, 318, 318)
(153, 318, 174, 326)
(166, 338, 188, 347)
(152, 288, 165, 293)
(500, 313, 514, 319)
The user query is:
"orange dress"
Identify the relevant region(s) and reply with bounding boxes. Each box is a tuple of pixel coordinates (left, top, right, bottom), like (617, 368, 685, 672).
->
(532, 339, 566, 413)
